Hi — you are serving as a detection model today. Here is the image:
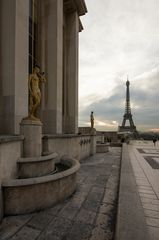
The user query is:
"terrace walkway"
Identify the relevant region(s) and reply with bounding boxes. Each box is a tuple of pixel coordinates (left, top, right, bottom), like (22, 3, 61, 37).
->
(129, 140, 159, 240)
(0, 147, 121, 240)
(116, 140, 159, 240)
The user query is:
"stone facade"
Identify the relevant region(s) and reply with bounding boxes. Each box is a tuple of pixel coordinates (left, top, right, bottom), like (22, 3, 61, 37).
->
(0, 0, 87, 135)
(0, 0, 91, 222)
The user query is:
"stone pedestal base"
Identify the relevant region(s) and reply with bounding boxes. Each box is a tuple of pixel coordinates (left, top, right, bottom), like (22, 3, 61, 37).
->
(90, 128, 96, 155)
(20, 119, 42, 157)
(90, 128, 96, 135)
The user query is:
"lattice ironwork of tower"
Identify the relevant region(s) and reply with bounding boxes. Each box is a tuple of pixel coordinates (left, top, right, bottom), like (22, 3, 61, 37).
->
(118, 78, 138, 136)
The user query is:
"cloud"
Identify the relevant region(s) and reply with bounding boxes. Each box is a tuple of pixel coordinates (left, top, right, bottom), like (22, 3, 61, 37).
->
(79, 1, 159, 131)
(79, 66, 159, 131)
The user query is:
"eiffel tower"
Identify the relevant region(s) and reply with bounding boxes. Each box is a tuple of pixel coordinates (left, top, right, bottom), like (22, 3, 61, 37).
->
(118, 77, 138, 137)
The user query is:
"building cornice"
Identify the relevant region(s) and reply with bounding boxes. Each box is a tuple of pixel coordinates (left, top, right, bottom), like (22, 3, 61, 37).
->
(64, 0, 87, 16)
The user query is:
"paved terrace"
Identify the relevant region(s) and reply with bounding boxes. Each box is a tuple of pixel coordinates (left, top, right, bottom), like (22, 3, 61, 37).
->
(129, 140, 159, 240)
(0, 147, 121, 240)
(116, 140, 159, 240)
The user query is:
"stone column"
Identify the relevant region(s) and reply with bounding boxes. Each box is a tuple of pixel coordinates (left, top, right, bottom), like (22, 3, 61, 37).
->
(0, 0, 29, 134)
(63, 12, 79, 134)
(41, 0, 63, 134)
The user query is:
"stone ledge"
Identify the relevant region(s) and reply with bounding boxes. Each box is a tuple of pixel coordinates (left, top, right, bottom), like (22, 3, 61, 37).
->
(17, 152, 58, 163)
(0, 135, 24, 144)
(2, 158, 80, 187)
(115, 144, 150, 240)
(43, 134, 91, 139)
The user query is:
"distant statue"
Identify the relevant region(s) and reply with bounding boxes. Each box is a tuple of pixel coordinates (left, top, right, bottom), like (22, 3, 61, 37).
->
(90, 111, 94, 128)
(28, 65, 46, 121)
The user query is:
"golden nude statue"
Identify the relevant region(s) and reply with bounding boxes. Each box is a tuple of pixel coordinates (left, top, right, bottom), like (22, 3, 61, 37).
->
(28, 65, 46, 121)
(90, 111, 94, 128)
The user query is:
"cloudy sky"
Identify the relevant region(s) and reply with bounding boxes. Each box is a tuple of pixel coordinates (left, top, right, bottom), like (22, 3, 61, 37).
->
(79, 0, 159, 132)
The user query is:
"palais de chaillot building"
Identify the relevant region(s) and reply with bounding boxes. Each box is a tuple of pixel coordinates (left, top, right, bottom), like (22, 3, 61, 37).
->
(0, 1, 98, 222)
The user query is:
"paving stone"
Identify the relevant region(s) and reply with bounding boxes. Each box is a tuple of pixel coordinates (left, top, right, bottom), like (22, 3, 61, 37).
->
(27, 211, 54, 230)
(11, 225, 40, 240)
(66, 222, 93, 240)
(106, 176, 119, 191)
(138, 189, 155, 195)
(75, 208, 96, 225)
(74, 184, 92, 195)
(99, 203, 115, 216)
(64, 195, 85, 209)
(146, 217, 159, 227)
(90, 226, 113, 240)
(88, 186, 105, 202)
(138, 185, 152, 190)
(82, 187, 105, 212)
(139, 193, 157, 200)
(136, 183, 151, 187)
(117, 226, 149, 240)
(37, 217, 72, 240)
(82, 198, 101, 212)
(76, 175, 87, 184)
(95, 175, 109, 186)
(136, 174, 147, 181)
(45, 202, 66, 216)
(144, 209, 159, 219)
(148, 226, 159, 240)
(102, 188, 117, 205)
(94, 213, 110, 229)
(141, 197, 159, 205)
(143, 203, 159, 211)
(0, 215, 33, 240)
(58, 206, 79, 220)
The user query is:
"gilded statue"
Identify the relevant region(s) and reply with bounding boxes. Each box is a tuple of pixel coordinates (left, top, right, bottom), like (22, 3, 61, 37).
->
(28, 65, 46, 121)
(90, 111, 94, 128)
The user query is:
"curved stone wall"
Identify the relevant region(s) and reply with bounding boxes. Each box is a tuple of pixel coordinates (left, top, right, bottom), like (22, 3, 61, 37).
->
(2, 157, 80, 215)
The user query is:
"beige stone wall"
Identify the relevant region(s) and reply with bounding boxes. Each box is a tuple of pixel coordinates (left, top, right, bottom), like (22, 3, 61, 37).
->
(0, 142, 21, 180)
(0, 137, 22, 221)
(43, 135, 94, 161)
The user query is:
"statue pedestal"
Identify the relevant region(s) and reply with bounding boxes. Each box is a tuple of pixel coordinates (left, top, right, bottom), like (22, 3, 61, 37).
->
(20, 119, 42, 157)
(90, 128, 96, 155)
